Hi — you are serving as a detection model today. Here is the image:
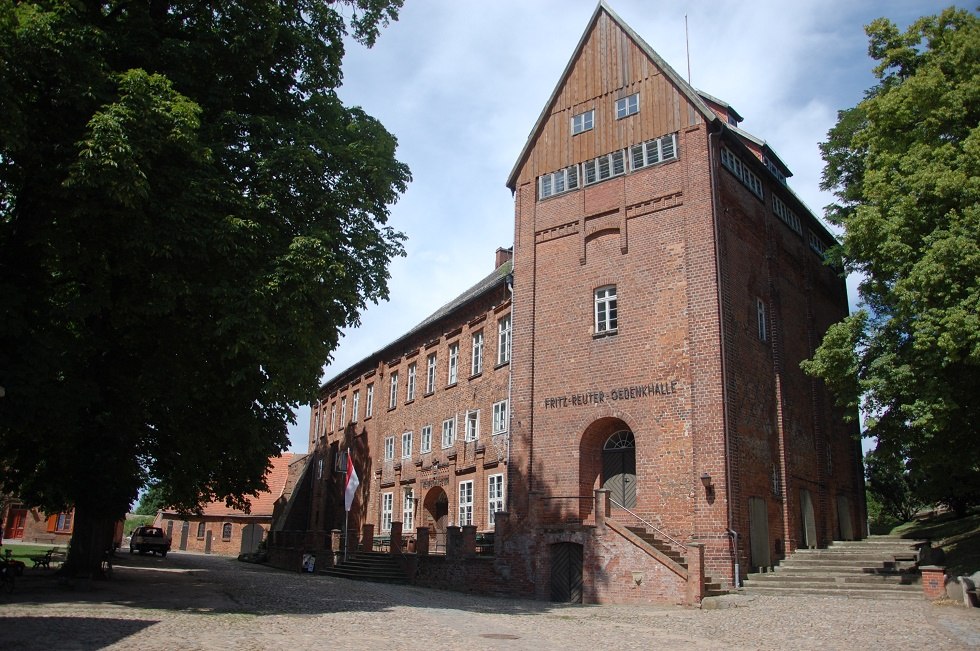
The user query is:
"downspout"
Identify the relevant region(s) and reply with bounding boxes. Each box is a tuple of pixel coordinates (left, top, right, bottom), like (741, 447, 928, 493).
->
(707, 124, 739, 588)
(506, 274, 514, 511)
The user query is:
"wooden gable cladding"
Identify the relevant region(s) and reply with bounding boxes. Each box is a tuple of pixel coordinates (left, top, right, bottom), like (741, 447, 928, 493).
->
(510, 8, 704, 191)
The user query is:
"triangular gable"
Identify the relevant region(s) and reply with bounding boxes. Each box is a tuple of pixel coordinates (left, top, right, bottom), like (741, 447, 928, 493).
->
(506, 1, 719, 190)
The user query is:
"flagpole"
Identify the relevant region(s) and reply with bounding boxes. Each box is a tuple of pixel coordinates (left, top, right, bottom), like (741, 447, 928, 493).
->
(344, 509, 349, 561)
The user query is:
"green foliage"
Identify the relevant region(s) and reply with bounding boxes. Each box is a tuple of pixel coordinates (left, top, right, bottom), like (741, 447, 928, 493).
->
(124, 514, 155, 537)
(0, 1, 408, 573)
(134, 484, 166, 516)
(865, 488, 901, 535)
(803, 7, 980, 515)
(864, 449, 924, 524)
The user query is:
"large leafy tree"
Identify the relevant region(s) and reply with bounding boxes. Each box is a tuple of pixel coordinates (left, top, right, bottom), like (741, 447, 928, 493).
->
(0, 1, 408, 575)
(803, 7, 979, 515)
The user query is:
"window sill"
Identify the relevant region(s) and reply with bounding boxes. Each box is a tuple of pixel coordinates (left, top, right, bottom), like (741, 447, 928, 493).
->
(592, 329, 618, 339)
(405, 399, 414, 406)
(494, 360, 510, 370)
(446, 382, 457, 389)
(423, 391, 434, 398)
(468, 372, 483, 381)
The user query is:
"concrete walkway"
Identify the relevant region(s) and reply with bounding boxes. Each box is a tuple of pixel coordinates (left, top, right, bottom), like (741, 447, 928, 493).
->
(1, 551, 977, 650)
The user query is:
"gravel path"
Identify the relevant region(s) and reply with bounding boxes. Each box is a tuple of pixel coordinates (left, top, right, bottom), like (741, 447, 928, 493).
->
(1, 552, 977, 650)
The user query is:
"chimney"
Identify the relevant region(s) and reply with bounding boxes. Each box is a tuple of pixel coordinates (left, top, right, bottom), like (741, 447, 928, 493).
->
(495, 247, 513, 269)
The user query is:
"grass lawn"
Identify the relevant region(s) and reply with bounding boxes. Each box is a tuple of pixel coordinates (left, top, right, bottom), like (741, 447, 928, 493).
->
(894, 508, 980, 576)
(2, 543, 67, 566)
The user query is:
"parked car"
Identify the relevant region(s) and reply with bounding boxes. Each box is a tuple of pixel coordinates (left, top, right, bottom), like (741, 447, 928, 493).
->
(129, 526, 172, 557)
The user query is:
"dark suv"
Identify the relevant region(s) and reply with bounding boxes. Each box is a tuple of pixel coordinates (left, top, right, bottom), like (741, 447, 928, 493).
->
(129, 526, 172, 557)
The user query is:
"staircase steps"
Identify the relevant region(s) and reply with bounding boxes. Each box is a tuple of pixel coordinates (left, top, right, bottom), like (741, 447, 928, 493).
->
(624, 526, 728, 597)
(320, 550, 409, 584)
(742, 535, 924, 600)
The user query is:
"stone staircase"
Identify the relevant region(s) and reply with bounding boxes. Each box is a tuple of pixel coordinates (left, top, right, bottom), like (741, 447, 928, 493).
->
(320, 550, 409, 584)
(626, 526, 726, 596)
(741, 535, 923, 600)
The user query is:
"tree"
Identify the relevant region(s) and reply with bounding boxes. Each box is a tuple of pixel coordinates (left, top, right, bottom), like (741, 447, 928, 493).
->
(864, 450, 924, 524)
(134, 484, 166, 517)
(0, 1, 409, 576)
(802, 7, 980, 515)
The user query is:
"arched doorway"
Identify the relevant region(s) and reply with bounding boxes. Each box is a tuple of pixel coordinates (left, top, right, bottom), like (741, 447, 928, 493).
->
(423, 487, 449, 553)
(602, 430, 636, 508)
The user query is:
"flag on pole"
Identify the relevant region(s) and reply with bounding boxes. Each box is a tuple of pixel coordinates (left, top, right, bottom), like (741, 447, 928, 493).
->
(344, 452, 359, 512)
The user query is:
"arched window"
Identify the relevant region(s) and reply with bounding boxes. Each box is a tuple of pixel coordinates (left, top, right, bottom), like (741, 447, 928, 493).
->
(221, 523, 232, 541)
(196, 522, 206, 539)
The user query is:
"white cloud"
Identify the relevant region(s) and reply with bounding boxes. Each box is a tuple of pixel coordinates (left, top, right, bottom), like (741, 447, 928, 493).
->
(288, 0, 964, 452)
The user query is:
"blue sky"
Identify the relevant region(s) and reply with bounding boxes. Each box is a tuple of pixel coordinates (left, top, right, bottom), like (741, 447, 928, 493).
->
(287, 0, 964, 453)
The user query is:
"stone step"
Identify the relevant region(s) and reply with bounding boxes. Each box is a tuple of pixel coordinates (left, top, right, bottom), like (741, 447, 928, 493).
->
(744, 573, 920, 587)
(320, 552, 409, 584)
(739, 585, 923, 600)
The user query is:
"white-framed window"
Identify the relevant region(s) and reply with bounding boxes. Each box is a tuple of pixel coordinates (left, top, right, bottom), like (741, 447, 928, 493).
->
(403, 488, 414, 530)
(773, 195, 803, 235)
(317, 457, 324, 479)
(808, 230, 829, 257)
(402, 431, 413, 459)
(595, 285, 618, 334)
(384, 435, 395, 461)
(492, 400, 508, 435)
(615, 92, 639, 119)
(465, 409, 480, 442)
(340, 396, 347, 426)
(448, 343, 459, 385)
(458, 480, 474, 526)
(630, 133, 678, 171)
(221, 522, 232, 540)
(421, 425, 433, 453)
(365, 383, 374, 418)
(334, 448, 347, 473)
(538, 165, 580, 200)
(330, 403, 336, 431)
(351, 390, 360, 423)
(388, 371, 398, 409)
(497, 315, 511, 365)
(442, 417, 456, 448)
(584, 149, 627, 185)
(406, 362, 416, 402)
(571, 109, 594, 135)
(764, 156, 787, 185)
(720, 147, 764, 199)
(471, 331, 483, 376)
(488, 474, 505, 526)
(381, 492, 393, 532)
(426, 353, 437, 394)
(757, 298, 768, 342)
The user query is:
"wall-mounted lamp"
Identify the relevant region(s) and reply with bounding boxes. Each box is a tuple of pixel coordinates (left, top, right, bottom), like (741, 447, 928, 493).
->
(700, 472, 715, 498)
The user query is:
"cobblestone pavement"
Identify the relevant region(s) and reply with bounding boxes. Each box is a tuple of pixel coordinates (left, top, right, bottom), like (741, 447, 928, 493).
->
(1, 552, 978, 650)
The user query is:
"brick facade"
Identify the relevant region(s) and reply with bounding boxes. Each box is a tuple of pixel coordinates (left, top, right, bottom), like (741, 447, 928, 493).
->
(271, 3, 865, 605)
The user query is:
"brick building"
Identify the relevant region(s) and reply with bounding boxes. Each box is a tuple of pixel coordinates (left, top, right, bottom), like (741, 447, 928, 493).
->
(2, 501, 77, 545)
(156, 453, 301, 556)
(273, 2, 864, 604)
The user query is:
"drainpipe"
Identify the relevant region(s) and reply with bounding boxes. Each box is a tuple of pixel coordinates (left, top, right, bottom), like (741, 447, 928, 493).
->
(708, 124, 739, 588)
(506, 275, 514, 512)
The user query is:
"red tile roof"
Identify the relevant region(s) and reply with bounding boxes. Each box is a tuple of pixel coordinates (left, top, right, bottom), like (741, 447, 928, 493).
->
(196, 453, 297, 518)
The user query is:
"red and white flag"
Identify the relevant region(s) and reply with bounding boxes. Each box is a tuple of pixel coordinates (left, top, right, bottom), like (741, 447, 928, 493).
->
(344, 453, 359, 512)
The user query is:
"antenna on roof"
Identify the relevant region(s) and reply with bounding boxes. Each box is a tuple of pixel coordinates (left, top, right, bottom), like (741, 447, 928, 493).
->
(685, 14, 692, 85)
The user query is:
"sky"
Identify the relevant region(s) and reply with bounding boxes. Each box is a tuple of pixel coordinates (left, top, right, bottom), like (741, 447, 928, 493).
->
(287, 0, 965, 453)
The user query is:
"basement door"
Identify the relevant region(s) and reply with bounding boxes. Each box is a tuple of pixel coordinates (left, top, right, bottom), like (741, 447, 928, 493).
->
(550, 542, 584, 603)
(602, 430, 636, 509)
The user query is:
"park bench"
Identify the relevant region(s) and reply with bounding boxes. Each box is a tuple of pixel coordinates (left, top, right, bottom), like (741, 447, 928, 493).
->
(31, 549, 56, 569)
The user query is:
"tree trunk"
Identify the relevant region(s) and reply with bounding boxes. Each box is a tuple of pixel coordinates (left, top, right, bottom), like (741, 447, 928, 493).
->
(60, 507, 116, 579)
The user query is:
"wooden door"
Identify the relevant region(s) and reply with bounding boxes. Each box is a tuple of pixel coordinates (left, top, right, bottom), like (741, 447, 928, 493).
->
(550, 542, 583, 603)
(602, 431, 636, 508)
(800, 489, 817, 549)
(748, 497, 771, 571)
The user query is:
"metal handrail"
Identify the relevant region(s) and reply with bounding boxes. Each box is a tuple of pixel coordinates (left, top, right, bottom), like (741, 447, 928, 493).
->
(608, 497, 686, 550)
